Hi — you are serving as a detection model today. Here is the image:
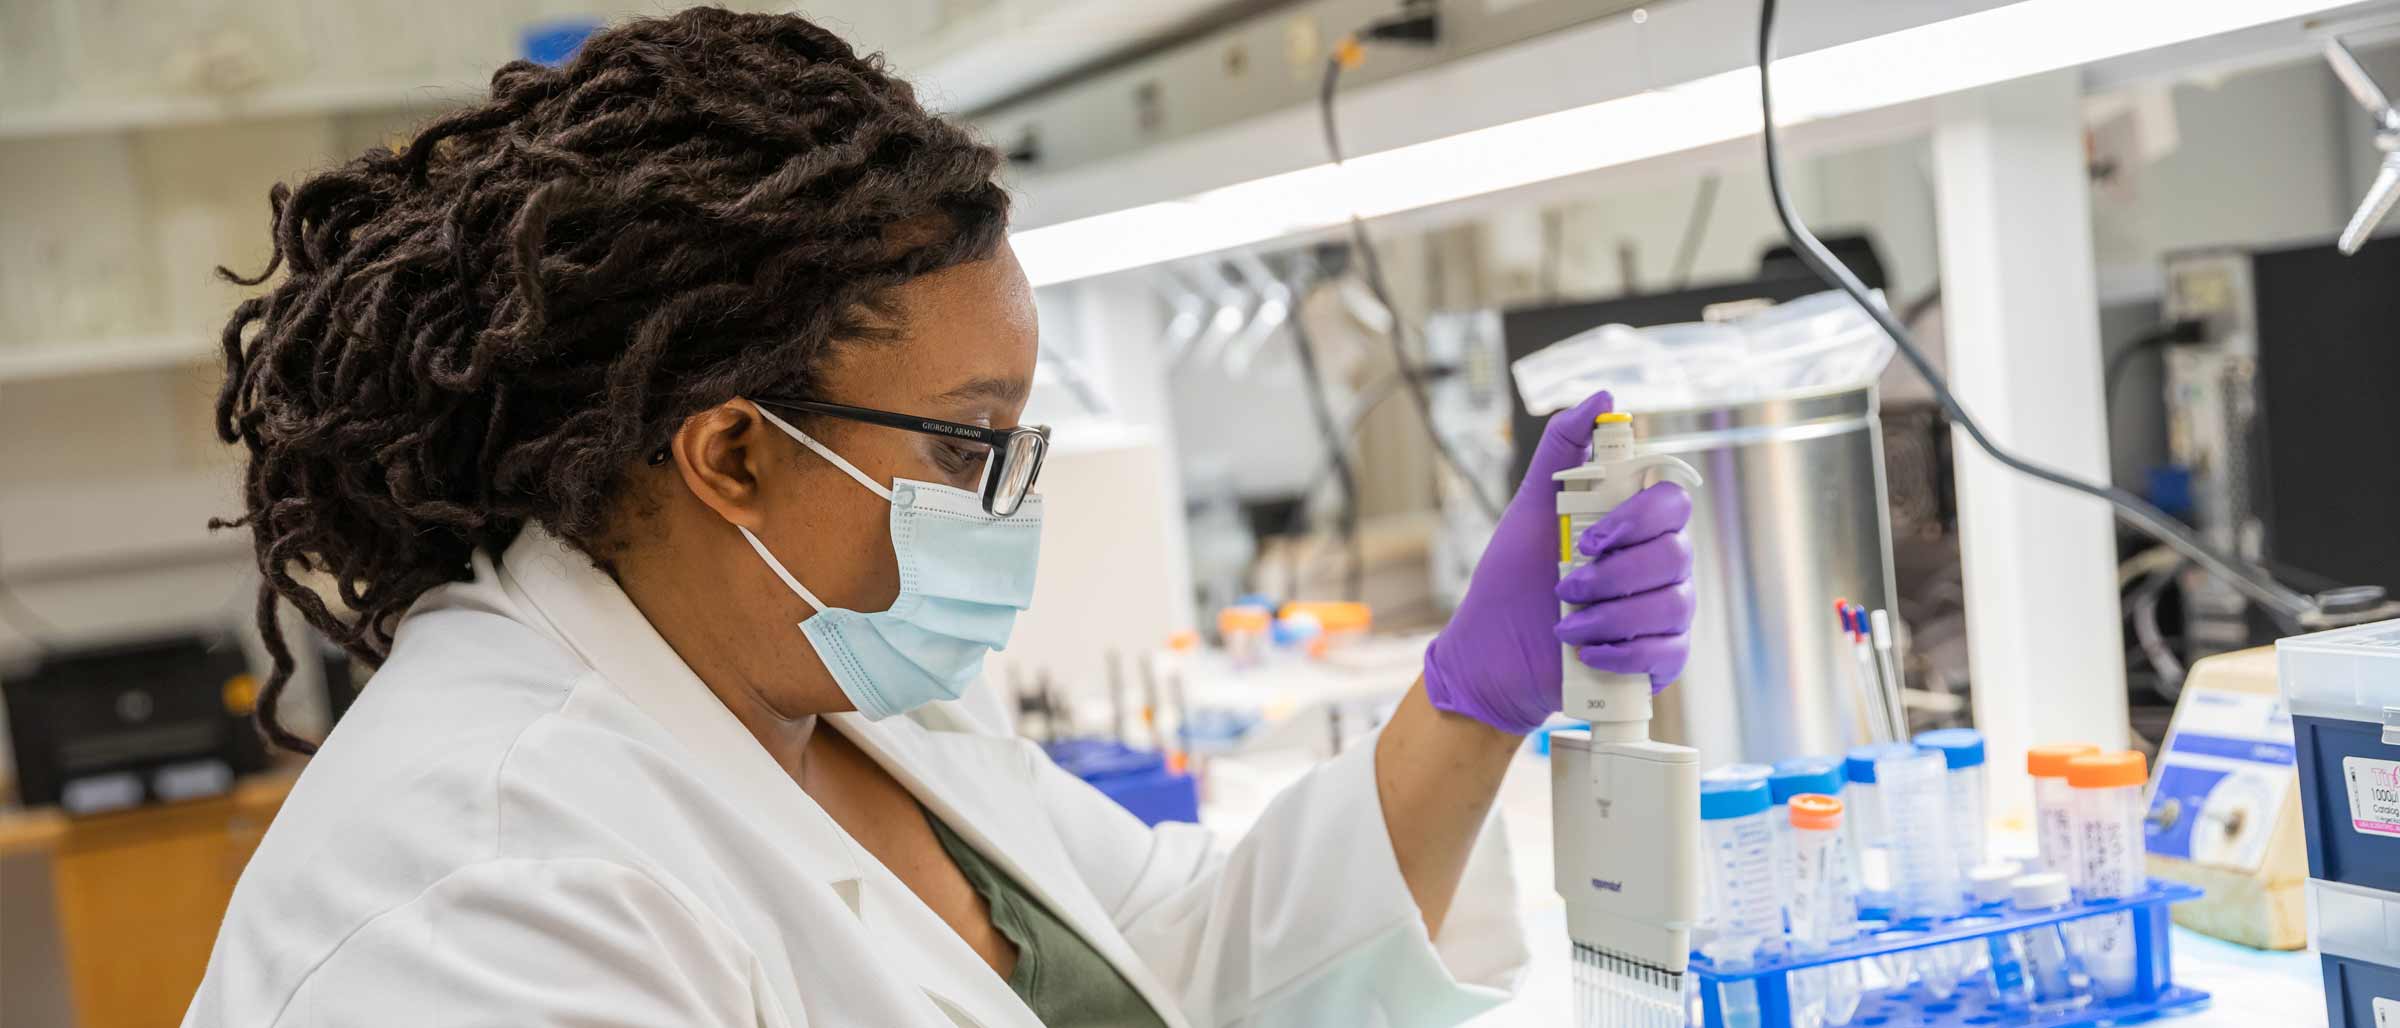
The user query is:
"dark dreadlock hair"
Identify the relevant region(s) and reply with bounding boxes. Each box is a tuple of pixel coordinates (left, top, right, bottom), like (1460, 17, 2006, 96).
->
(213, 7, 1010, 753)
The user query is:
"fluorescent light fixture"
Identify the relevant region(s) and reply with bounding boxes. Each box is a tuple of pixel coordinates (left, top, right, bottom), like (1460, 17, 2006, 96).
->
(1011, 0, 2349, 287)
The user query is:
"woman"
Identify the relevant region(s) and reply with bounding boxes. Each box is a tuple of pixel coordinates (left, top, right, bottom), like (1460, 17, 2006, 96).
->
(188, 9, 1694, 1027)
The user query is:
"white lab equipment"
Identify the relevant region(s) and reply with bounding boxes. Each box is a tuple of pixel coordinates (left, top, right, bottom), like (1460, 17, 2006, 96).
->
(1786, 794, 1863, 1028)
(1913, 729, 1988, 878)
(1552, 411, 1704, 1027)
(2027, 743, 2099, 874)
(1702, 777, 1782, 1028)
(2068, 749, 2151, 998)
(2006, 873, 2095, 1015)
(1877, 746, 1967, 998)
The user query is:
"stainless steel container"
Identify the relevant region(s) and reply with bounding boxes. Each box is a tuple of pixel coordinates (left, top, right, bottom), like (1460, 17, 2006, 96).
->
(1632, 384, 1897, 767)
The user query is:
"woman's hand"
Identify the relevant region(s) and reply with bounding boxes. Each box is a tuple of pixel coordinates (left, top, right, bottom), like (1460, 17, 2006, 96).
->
(1420, 391, 1696, 735)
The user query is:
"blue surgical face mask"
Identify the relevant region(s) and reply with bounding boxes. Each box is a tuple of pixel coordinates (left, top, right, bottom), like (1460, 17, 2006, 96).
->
(739, 405, 1042, 720)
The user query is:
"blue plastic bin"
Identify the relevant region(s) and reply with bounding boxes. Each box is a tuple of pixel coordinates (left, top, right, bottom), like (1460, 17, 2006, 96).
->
(2278, 620, 2400, 1026)
(1042, 738, 1198, 826)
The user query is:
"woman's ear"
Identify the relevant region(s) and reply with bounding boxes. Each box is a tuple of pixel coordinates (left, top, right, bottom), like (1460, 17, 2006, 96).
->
(669, 400, 774, 530)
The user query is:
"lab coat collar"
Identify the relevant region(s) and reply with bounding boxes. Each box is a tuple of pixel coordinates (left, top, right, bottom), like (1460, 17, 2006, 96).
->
(492, 527, 1186, 1028)
(490, 526, 872, 901)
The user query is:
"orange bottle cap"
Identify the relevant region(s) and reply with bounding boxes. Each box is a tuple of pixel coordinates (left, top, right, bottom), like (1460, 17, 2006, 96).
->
(2065, 750, 2147, 789)
(1789, 793, 1844, 830)
(1217, 606, 1271, 633)
(2027, 743, 2101, 778)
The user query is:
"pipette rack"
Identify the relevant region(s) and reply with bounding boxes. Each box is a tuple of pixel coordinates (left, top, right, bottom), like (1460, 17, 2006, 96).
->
(1690, 879, 2209, 1028)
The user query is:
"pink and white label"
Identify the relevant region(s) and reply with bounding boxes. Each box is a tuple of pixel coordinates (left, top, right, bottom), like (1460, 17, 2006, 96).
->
(2344, 757, 2400, 840)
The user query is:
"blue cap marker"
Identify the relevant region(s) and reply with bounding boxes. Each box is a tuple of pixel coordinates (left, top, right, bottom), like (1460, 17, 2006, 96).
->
(1770, 756, 1846, 804)
(1700, 776, 1771, 821)
(1914, 728, 1986, 770)
(1844, 742, 1920, 785)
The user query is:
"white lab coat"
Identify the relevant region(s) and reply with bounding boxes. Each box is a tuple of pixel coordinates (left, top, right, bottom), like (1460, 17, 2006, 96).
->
(184, 526, 1528, 1027)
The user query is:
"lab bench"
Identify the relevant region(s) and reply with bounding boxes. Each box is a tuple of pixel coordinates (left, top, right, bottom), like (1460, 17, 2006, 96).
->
(0, 771, 294, 1028)
(1187, 727, 2331, 1027)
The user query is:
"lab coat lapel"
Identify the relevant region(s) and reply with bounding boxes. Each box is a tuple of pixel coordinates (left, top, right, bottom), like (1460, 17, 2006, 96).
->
(496, 528, 1042, 1028)
(493, 528, 870, 897)
(832, 712, 1198, 1028)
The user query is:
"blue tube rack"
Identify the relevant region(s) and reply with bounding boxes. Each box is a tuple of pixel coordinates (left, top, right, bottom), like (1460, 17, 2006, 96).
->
(1690, 880, 2209, 1028)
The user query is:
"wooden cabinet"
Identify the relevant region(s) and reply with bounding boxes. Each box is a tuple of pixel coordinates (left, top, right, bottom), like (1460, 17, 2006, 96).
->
(0, 774, 290, 1028)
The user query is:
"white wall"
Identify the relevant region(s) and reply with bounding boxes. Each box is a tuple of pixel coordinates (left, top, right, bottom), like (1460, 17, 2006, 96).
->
(2091, 56, 2356, 300)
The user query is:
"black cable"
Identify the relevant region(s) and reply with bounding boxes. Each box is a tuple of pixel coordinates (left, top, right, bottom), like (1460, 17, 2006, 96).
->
(1319, 48, 1504, 522)
(2101, 320, 2203, 410)
(1756, 0, 2321, 628)
(1285, 291, 1366, 601)
(1280, 368, 1417, 542)
(1669, 175, 1722, 290)
(2131, 557, 2189, 702)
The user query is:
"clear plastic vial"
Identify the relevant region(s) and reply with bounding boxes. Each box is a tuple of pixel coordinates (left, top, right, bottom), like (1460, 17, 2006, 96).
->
(2007, 872, 2094, 1014)
(1702, 777, 1782, 1028)
(1843, 743, 1915, 898)
(1963, 862, 2019, 996)
(1914, 729, 1988, 879)
(1876, 746, 1967, 997)
(1770, 758, 1846, 927)
(2067, 750, 2150, 998)
(2027, 743, 2099, 875)
(1786, 794, 1863, 1028)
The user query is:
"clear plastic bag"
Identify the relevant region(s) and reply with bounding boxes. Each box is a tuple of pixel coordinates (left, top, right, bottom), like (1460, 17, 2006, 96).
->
(1512, 290, 1895, 415)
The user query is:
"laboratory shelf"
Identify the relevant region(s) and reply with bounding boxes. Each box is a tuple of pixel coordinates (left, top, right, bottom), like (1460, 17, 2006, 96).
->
(0, 335, 214, 384)
(1689, 880, 2210, 1028)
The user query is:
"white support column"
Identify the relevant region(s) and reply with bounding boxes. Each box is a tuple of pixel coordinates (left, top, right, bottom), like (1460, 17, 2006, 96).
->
(1932, 70, 2128, 829)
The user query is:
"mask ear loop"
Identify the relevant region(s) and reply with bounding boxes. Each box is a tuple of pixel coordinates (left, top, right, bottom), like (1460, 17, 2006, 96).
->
(738, 527, 830, 615)
(740, 402, 897, 618)
(751, 402, 894, 502)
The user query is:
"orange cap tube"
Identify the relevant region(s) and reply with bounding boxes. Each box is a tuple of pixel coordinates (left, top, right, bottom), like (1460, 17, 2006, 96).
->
(2065, 750, 2148, 790)
(2027, 743, 2101, 779)
(1789, 793, 1844, 830)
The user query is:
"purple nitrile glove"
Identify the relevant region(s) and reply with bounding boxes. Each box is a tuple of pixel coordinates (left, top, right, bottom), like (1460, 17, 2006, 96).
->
(1422, 391, 1697, 735)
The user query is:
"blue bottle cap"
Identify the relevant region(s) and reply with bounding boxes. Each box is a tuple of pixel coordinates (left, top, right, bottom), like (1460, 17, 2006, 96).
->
(1769, 757, 1846, 804)
(1914, 728, 1987, 770)
(1844, 743, 1920, 785)
(1700, 777, 1771, 821)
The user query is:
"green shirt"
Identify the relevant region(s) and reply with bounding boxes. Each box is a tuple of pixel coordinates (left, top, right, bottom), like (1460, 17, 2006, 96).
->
(924, 810, 1171, 1028)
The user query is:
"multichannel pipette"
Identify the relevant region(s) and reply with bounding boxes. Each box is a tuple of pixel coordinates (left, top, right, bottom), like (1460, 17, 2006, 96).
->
(1550, 411, 1703, 1027)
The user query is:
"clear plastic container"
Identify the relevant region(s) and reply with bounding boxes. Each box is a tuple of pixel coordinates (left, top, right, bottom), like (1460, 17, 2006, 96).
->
(2027, 743, 2099, 875)
(1786, 795, 1863, 1028)
(1915, 729, 1988, 879)
(1705, 762, 1777, 785)
(1510, 290, 1894, 415)
(1703, 777, 1782, 1028)
(1876, 747, 1963, 919)
(2005, 872, 2095, 1014)
(1962, 862, 2019, 993)
(1770, 758, 1847, 929)
(1843, 743, 1915, 897)
(2067, 750, 2150, 998)
(1877, 747, 1967, 997)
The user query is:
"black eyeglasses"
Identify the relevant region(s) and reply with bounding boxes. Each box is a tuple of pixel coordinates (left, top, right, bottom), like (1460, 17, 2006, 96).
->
(753, 396, 1050, 517)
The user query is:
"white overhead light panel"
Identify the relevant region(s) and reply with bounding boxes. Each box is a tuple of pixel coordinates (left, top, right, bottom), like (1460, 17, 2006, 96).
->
(1011, 0, 2356, 287)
